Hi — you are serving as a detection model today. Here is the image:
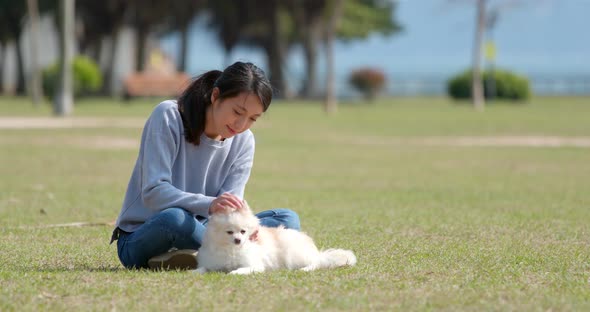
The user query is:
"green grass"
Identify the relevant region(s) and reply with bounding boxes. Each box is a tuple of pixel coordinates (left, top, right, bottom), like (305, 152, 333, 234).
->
(1, 96, 589, 311)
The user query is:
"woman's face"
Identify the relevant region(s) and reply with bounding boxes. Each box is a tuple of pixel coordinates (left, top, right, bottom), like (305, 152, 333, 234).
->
(205, 89, 264, 140)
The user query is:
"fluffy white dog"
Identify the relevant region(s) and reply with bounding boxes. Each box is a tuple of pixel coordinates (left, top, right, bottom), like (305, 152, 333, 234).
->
(195, 203, 357, 275)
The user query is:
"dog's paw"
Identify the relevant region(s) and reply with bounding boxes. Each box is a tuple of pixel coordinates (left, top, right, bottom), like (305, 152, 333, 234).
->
(300, 265, 317, 272)
(229, 267, 255, 275)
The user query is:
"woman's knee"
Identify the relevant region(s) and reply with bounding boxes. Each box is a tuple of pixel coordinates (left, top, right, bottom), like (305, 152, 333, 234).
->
(273, 208, 301, 231)
(150, 207, 196, 236)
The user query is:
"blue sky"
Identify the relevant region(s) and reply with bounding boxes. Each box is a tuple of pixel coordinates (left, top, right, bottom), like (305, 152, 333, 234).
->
(162, 0, 590, 78)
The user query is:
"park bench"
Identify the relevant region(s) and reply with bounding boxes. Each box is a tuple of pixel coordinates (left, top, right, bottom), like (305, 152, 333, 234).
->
(123, 71, 189, 99)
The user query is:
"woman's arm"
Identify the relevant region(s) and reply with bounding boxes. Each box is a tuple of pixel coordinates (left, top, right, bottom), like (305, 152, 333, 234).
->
(218, 133, 255, 200)
(139, 103, 215, 217)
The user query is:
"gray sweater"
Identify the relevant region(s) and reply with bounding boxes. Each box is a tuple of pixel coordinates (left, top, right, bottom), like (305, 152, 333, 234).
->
(115, 100, 255, 232)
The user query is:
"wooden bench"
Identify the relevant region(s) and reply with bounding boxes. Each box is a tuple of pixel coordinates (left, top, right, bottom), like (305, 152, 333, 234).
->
(123, 72, 190, 99)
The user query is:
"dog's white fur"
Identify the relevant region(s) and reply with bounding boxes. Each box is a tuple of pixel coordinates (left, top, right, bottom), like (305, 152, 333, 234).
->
(195, 203, 356, 275)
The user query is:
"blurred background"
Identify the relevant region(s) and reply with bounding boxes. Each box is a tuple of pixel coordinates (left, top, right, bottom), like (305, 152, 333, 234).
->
(0, 0, 589, 114)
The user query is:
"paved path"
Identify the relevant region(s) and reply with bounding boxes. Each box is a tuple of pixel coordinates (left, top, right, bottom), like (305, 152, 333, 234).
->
(0, 117, 144, 129)
(2, 116, 589, 148)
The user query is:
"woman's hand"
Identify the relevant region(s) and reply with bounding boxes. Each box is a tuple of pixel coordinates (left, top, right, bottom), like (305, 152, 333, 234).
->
(209, 192, 244, 214)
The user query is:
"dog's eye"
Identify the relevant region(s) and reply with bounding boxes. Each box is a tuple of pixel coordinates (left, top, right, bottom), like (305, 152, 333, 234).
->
(227, 231, 233, 235)
(240, 230, 246, 234)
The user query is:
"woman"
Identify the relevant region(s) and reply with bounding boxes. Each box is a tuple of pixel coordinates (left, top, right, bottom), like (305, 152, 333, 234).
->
(111, 62, 300, 269)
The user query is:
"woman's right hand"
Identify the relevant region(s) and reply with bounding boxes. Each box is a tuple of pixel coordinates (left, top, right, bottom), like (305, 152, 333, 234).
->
(209, 192, 244, 214)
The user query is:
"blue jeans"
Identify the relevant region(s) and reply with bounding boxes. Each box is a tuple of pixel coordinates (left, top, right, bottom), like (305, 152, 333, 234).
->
(116, 208, 300, 269)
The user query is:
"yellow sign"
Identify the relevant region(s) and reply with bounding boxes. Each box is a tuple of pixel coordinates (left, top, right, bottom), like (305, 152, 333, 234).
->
(485, 41, 496, 61)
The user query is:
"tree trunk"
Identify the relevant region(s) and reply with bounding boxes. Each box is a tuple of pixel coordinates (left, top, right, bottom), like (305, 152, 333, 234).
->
(223, 49, 232, 68)
(291, 4, 319, 99)
(0, 43, 5, 93)
(267, 47, 285, 98)
(54, 0, 75, 116)
(135, 25, 148, 72)
(265, 1, 290, 99)
(102, 25, 121, 96)
(179, 23, 189, 73)
(89, 42, 101, 63)
(324, 0, 344, 114)
(27, 0, 44, 106)
(301, 21, 321, 98)
(15, 36, 26, 95)
(472, 0, 486, 111)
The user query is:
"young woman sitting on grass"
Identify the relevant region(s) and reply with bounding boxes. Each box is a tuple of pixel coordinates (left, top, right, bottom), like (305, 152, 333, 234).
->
(110, 61, 300, 270)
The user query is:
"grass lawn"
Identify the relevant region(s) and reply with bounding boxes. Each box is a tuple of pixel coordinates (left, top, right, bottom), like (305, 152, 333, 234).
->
(1, 96, 589, 311)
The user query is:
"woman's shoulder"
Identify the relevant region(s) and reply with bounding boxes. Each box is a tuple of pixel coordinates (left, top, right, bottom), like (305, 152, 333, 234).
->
(230, 129, 255, 153)
(235, 129, 254, 144)
(152, 100, 179, 115)
(148, 100, 182, 122)
(144, 100, 183, 135)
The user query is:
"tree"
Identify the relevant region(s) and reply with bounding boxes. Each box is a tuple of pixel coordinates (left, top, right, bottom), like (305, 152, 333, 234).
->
(323, 0, 402, 111)
(214, 0, 292, 98)
(167, 0, 203, 72)
(206, 0, 249, 67)
(286, 0, 402, 100)
(0, 6, 10, 93)
(27, 0, 43, 106)
(0, 0, 27, 95)
(54, 0, 74, 116)
(471, 0, 486, 110)
(262, 0, 290, 98)
(287, 0, 327, 98)
(450, 0, 527, 110)
(127, 0, 169, 72)
(323, 0, 344, 114)
(101, 0, 130, 96)
(75, 0, 131, 95)
(337, 0, 402, 41)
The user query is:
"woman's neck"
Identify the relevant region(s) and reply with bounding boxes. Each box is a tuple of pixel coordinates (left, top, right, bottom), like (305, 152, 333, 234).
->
(204, 108, 223, 141)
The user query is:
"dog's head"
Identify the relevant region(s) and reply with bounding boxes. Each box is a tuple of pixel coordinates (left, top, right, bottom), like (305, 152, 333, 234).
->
(206, 201, 260, 247)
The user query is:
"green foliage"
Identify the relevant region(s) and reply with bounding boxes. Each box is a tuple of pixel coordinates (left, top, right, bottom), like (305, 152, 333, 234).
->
(337, 0, 403, 41)
(349, 67, 387, 100)
(42, 56, 103, 99)
(448, 69, 532, 101)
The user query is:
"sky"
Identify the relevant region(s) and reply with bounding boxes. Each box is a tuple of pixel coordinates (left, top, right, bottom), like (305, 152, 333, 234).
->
(161, 0, 590, 79)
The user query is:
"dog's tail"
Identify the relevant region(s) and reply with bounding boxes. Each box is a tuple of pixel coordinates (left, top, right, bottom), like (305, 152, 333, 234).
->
(317, 248, 357, 269)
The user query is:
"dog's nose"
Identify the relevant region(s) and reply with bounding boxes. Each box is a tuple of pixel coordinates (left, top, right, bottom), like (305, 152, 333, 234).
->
(234, 238, 241, 245)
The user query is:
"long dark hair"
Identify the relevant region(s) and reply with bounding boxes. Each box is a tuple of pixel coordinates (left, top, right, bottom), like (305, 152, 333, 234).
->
(177, 61, 273, 145)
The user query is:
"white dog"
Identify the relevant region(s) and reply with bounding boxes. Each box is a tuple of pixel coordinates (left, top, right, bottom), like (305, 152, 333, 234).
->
(195, 203, 357, 275)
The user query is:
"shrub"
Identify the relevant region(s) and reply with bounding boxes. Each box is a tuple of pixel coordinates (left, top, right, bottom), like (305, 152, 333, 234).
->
(349, 68, 387, 101)
(447, 68, 531, 101)
(43, 56, 103, 99)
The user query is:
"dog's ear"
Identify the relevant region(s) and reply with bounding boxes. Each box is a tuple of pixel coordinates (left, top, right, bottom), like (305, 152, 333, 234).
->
(249, 228, 259, 242)
(240, 200, 253, 214)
